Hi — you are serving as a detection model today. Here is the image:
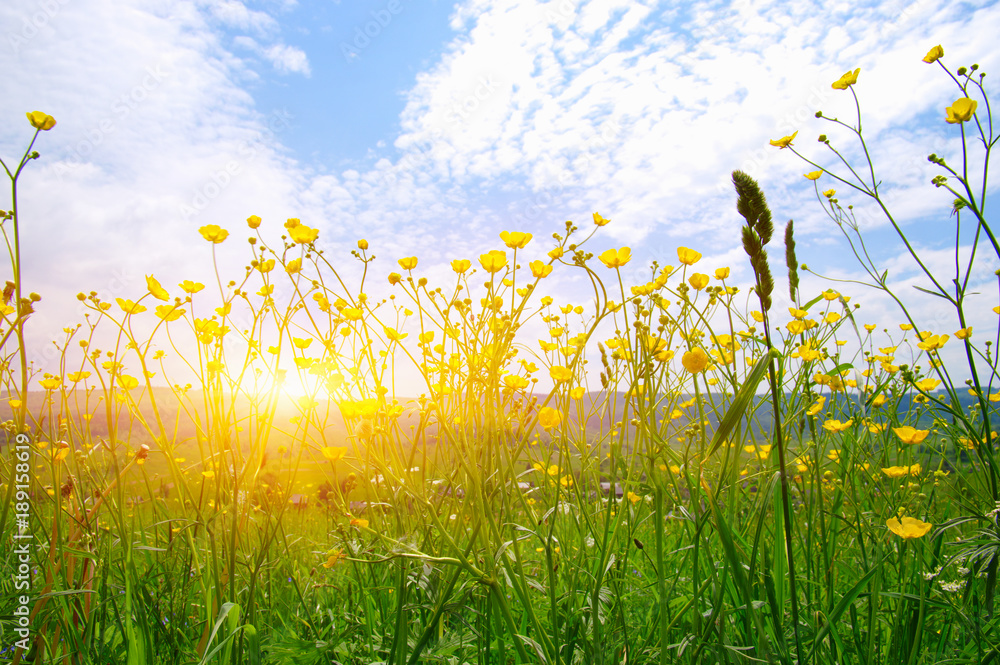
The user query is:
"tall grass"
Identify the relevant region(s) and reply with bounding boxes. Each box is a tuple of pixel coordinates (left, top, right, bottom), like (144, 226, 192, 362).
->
(1, 46, 998, 664)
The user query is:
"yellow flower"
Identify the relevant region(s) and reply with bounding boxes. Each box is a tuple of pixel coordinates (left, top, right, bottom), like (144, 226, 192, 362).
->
(804, 170, 823, 180)
(384, 326, 407, 342)
(350, 518, 369, 528)
(769, 131, 798, 149)
(179, 280, 204, 294)
(917, 333, 948, 351)
(599, 247, 631, 268)
(322, 446, 347, 462)
(886, 516, 932, 540)
(806, 395, 826, 417)
(503, 375, 529, 391)
(198, 224, 229, 243)
(627, 491, 641, 504)
(39, 377, 62, 390)
(831, 68, 860, 90)
(823, 189, 836, 198)
(946, 97, 977, 124)
(688, 273, 709, 290)
(155, 304, 185, 321)
(26, 111, 56, 131)
(570, 386, 585, 400)
(677, 247, 701, 265)
(593, 212, 611, 226)
(479, 249, 508, 273)
(388, 272, 402, 285)
(500, 231, 532, 249)
(358, 239, 369, 250)
(954, 327, 972, 339)
(548, 247, 565, 259)
(118, 375, 139, 390)
(823, 419, 853, 433)
(530, 260, 553, 278)
(322, 551, 344, 568)
(398, 257, 418, 270)
(451, 259, 471, 274)
(682, 347, 709, 373)
(893, 426, 929, 445)
(116, 298, 146, 314)
(715, 267, 730, 280)
(257, 259, 275, 273)
(538, 406, 562, 429)
(549, 365, 573, 383)
(146, 275, 169, 301)
(285, 258, 302, 274)
(922, 45, 944, 64)
(68, 371, 91, 382)
(289, 224, 319, 244)
(247, 215, 262, 228)
(914, 377, 940, 392)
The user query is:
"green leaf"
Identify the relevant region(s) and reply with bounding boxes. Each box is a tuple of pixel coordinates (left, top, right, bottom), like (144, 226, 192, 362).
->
(708, 350, 775, 458)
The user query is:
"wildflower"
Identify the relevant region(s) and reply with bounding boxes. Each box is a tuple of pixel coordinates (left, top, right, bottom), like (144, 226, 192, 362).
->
(922, 45, 944, 64)
(804, 170, 823, 180)
(677, 247, 701, 265)
(599, 247, 631, 268)
(530, 260, 553, 278)
(823, 419, 853, 433)
(322, 551, 344, 568)
(503, 375, 529, 391)
(146, 275, 170, 301)
(538, 407, 562, 429)
(570, 386, 586, 400)
(322, 446, 347, 462)
(548, 247, 564, 259)
(198, 225, 229, 243)
(257, 259, 275, 273)
(179, 280, 204, 294)
(479, 249, 508, 273)
(500, 231, 532, 249)
(688, 273, 709, 290)
(806, 395, 826, 416)
(715, 267, 730, 279)
(550, 365, 573, 383)
(627, 491, 641, 504)
(893, 426, 929, 445)
(832, 68, 860, 90)
(917, 332, 948, 351)
(26, 111, 57, 130)
(350, 518, 369, 528)
(384, 326, 407, 342)
(823, 189, 836, 198)
(769, 131, 797, 149)
(914, 377, 940, 392)
(247, 215, 262, 228)
(682, 347, 709, 373)
(886, 516, 932, 540)
(398, 257, 418, 271)
(289, 224, 319, 244)
(945, 98, 977, 124)
(116, 298, 146, 314)
(451, 259, 471, 274)
(388, 272, 402, 285)
(155, 304, 185, 322)
(342, 307, 363, 321)
(358, 239, 368, 250)
(593, 212, 611, 226)
(955, 327, 972, 339)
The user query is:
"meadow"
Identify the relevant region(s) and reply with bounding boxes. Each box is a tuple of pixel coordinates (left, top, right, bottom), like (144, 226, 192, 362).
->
(1, 45, 998, 664)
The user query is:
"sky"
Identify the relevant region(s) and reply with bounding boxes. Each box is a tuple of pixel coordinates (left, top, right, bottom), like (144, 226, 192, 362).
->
(1, 0, 999, 392)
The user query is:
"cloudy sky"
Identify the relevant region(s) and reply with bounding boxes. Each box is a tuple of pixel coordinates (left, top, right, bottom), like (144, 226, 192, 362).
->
(2, 0, 998, 385)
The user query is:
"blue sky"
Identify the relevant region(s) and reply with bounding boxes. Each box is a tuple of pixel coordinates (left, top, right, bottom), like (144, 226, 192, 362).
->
(1, 0, 998, 385)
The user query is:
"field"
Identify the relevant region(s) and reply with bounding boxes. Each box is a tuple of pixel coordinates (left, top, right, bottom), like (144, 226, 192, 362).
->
(2, 47, 999, 664)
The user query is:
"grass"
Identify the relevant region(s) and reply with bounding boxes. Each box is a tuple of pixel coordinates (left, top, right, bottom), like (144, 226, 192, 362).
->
(1, 46, 998, 664)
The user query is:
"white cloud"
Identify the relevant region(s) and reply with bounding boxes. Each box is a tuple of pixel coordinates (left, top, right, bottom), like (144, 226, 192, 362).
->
(1, 0, 997, 384)
(263, 43, 311, 75)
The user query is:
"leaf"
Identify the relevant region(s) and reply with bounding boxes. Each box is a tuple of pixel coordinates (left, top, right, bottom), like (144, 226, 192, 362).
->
(707, 350, 774, 458)
(807, 564, 879, 659)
